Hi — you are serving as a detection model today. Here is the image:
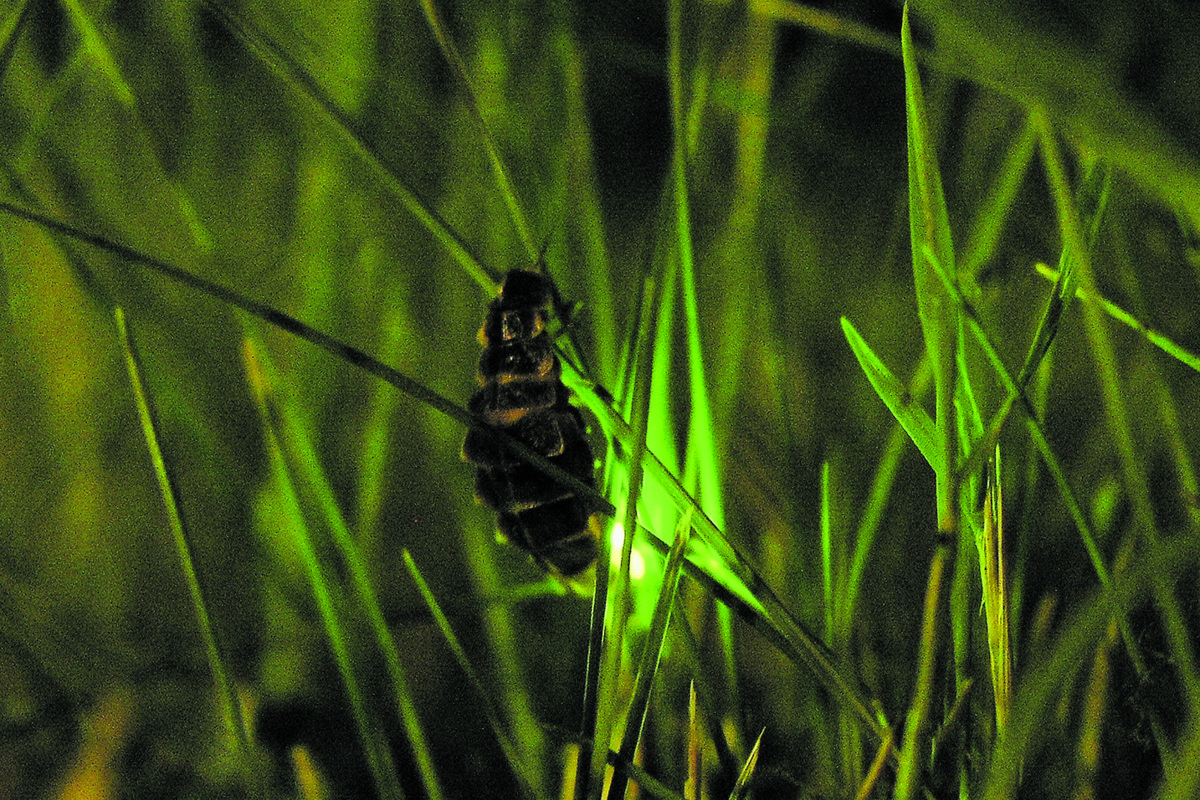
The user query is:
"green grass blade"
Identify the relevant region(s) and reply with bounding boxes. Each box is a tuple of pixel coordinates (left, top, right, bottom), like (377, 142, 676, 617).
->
(244, 341, 404, 800)
(820, 461, 834, 645)
(840, 316, 938, 471)
(197, 0, 493, 290)
(902, 2, 957, 530)
(1039, 110, 1200, 736)
(244, 338, 444, 800)
(895, 7, 956, 797)
(668, 0, 724, 535)
(580, 277, 658, 800)
(960, 117, 1039, 277)
(1016, 162, 1110, 391)
(1035, 262, 1200, 374)
(417, 0, 536, 260)
(114, 307, 255, 789)
(402, 551, 537, 800)
(609, 511, 692, 800)
(60, 0, 134, 107)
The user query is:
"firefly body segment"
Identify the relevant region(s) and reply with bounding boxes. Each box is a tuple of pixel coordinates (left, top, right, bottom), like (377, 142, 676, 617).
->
(462, 270, 600, 576)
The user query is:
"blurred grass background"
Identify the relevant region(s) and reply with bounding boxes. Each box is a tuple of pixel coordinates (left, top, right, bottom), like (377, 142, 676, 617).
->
(1, 0, 1199, 798)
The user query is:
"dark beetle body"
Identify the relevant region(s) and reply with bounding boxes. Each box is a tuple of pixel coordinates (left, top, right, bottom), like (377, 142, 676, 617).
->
(462, 270, 600, 575)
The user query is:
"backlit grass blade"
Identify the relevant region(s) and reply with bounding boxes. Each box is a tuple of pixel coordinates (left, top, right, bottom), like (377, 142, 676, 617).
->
(60, 0, 134, 107)
(580, 277, 658, 800)
(114, 307, 255, 789)
(578, 371, 892, 749)
(609, 510, 692, 800)
(668, 0, 724, 536)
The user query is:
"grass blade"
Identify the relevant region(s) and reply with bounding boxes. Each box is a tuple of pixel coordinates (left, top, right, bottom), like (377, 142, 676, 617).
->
(402, 551, 537, 800)
(114, 306, 255, 790)
(609, 511, 692, 800)
(244, 338, 444, 800)
(198, 0, 493, 290)
(895, 6, 957, 797)
(244, 340, 404, 800)
(840, 316, 938, 472)
(1034, 262, 1200, 374)
(417, 0, 536, 259)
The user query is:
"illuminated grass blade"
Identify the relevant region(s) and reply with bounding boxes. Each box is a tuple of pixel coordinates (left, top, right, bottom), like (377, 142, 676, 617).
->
(579, 370, 892, 750)
(609, 511, 692, 800)
(580, 277, 659, 800)
(1039, 110, 1200, 739)
(114, 307, 255, 789)
(726, 728, 764, 800)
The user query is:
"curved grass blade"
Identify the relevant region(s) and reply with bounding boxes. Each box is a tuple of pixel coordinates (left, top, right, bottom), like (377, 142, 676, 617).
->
(114, 307, 256, 792)
(0, 203, 614, 519)
(576, 370, 892, 751)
